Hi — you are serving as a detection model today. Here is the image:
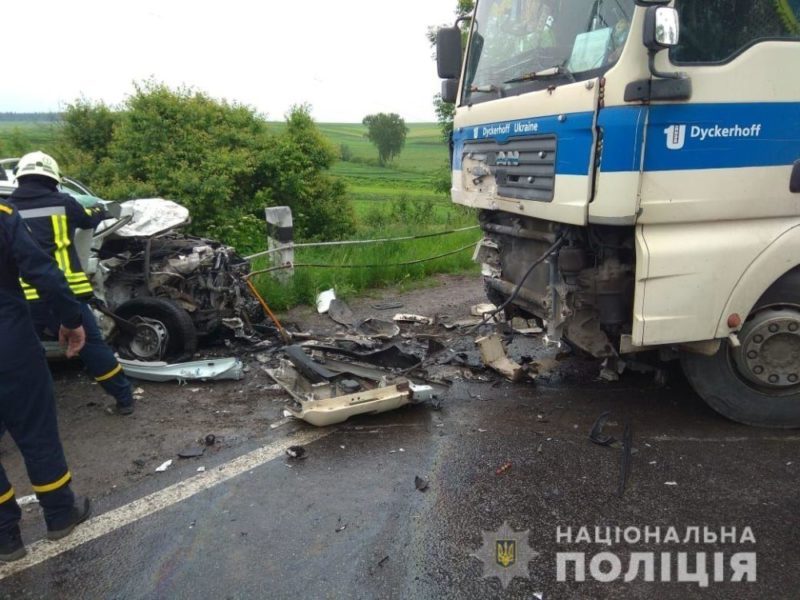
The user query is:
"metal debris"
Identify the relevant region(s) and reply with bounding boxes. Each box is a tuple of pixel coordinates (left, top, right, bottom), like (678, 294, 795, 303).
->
(119, 357, 244, 382)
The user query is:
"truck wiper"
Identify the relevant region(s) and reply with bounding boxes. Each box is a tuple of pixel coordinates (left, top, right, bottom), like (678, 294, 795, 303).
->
(504, 65, 575, 85)
(470, 83, 502, 94)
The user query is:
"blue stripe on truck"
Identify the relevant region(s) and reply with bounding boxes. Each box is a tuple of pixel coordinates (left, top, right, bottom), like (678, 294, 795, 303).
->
(452, 102, 800, 175)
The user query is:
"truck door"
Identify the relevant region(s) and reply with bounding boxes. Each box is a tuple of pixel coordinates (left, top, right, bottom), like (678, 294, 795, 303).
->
(634, 0, 800, 346)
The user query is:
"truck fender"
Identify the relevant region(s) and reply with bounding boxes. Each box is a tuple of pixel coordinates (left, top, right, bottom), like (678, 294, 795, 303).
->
(716, 223, 800, 337)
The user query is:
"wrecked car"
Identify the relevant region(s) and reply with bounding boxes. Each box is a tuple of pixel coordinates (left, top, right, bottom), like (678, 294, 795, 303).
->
(0, 162, 261, 362)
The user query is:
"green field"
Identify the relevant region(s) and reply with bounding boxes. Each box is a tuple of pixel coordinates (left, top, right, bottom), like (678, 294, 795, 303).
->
(1, 118, 479, 309)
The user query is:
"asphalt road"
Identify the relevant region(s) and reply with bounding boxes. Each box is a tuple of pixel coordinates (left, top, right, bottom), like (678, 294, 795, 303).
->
(1, 365, 798, 599)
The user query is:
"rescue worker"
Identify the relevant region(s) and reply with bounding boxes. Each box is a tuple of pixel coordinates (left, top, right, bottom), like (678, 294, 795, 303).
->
(10, 151, 135, 415)
(0, 199, 91, 562)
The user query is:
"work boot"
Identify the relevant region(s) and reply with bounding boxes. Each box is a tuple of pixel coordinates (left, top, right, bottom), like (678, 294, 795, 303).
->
(0, 525, 26, 562)
(107, 401, 134, 416)
(46, 496, 91, 541)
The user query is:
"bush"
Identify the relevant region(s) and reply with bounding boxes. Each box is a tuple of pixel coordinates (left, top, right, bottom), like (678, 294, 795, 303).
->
(58, 82, 355, 247)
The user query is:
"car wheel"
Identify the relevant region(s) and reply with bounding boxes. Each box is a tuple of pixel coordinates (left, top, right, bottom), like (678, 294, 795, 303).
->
(113, 297, 197, 363)
(681, 272, 800, 428)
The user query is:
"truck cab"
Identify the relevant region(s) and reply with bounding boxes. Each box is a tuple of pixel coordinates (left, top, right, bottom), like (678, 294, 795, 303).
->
(438, 0, 800, 426)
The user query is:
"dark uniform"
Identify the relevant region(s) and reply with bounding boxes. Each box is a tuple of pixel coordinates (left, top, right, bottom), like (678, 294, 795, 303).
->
(0, 201, 89, 558)
(10, 178, 134, 412)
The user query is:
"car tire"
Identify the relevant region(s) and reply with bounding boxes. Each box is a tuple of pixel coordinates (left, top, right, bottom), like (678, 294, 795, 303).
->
(114, 297, 197, 362)
(681, 270, 800, 428)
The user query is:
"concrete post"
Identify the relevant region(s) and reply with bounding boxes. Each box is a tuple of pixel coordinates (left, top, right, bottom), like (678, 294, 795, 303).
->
(264, 206, 294, 282)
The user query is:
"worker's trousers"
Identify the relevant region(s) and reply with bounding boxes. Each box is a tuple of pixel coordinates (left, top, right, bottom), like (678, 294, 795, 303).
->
(30, 300, 133, 407)
(0, 348, 75, 534)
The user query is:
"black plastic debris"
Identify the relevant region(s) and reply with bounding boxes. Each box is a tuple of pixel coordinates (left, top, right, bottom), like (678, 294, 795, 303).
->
(414, 476, 429, 492)
(286, 445, 307, 459)
(589, 412, 616, 447)
(204, 434, 216, 446)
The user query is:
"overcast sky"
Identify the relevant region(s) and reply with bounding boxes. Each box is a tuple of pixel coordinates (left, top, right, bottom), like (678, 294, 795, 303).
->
(1, 0, 457, 122)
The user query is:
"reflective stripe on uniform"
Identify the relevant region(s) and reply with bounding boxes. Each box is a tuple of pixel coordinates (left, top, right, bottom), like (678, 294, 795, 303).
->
(0, 487, 14, 504)
(0, 204, 12, 215)
(18, 206, 66, 219)
(20, 212, 94, 298)
(95, 364, 123, 382)
(31, 471, 71, 493)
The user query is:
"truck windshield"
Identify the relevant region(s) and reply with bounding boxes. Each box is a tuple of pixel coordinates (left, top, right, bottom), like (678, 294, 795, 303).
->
(462, 0, 635, 105)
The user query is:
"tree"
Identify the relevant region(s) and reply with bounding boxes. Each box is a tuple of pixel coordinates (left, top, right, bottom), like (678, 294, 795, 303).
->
(362, 113, 409, 166)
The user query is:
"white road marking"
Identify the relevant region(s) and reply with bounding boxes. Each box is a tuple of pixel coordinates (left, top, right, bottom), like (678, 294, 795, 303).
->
(0, 428, 331, 579)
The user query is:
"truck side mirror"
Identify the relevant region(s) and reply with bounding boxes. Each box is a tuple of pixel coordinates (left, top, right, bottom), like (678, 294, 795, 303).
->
(642, 6, 686, 81)
(441, 79, 459, 104)
(436, 27, 462, 79)
(643, 6, 680, 51)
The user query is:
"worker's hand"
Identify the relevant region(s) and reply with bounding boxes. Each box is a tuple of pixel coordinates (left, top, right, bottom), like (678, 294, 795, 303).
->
(59, 325, 86, 358)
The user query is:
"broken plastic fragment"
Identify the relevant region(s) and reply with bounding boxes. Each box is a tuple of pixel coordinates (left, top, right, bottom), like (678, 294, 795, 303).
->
(316, 289, 336, 314)
(155, 459, 173, 472)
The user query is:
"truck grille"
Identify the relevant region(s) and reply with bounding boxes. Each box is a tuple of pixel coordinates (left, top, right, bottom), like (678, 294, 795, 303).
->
(463, 135, 556, 202)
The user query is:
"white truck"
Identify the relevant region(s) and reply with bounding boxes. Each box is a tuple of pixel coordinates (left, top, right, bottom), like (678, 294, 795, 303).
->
(437, 0, 800, 426)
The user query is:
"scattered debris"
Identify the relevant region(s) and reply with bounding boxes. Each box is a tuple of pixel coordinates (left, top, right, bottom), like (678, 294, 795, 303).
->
(204, 434, 216, 446)
(328, 299, 356, 327)
(664, 481, 678, 486)
(316, 289, 336, 314)
(495, 461, 513, 475)
(269, 416, 295, 430)
(589, 412, 616, 447)
(378, 556, 390, 568)
(354, 318, 400, 339)
(476, 334, 524, 382)
(371, 301, 403, 311)
(132, 387, 145, 401)
(335, 523, 348, 533)
(196, 466, 206, 473)
(414, 476, 429, 492)
(120, 357, 244, 382)
(17, 494, 38, 506)
(178, 447, 205, 459)
(286, 445, 307, 459)
(393, 314, 433, 325)
(155, 459, 173, 472)
(470, 303, 498, 317)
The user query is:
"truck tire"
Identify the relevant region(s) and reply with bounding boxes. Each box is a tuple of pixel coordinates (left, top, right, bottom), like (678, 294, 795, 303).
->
(681, 271, 800, 428)
(113, 297, 197, 363)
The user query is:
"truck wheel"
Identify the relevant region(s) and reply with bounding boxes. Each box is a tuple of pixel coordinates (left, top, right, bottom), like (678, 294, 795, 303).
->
(113, 298, 197, 363)
(681, 274, 800, 428)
